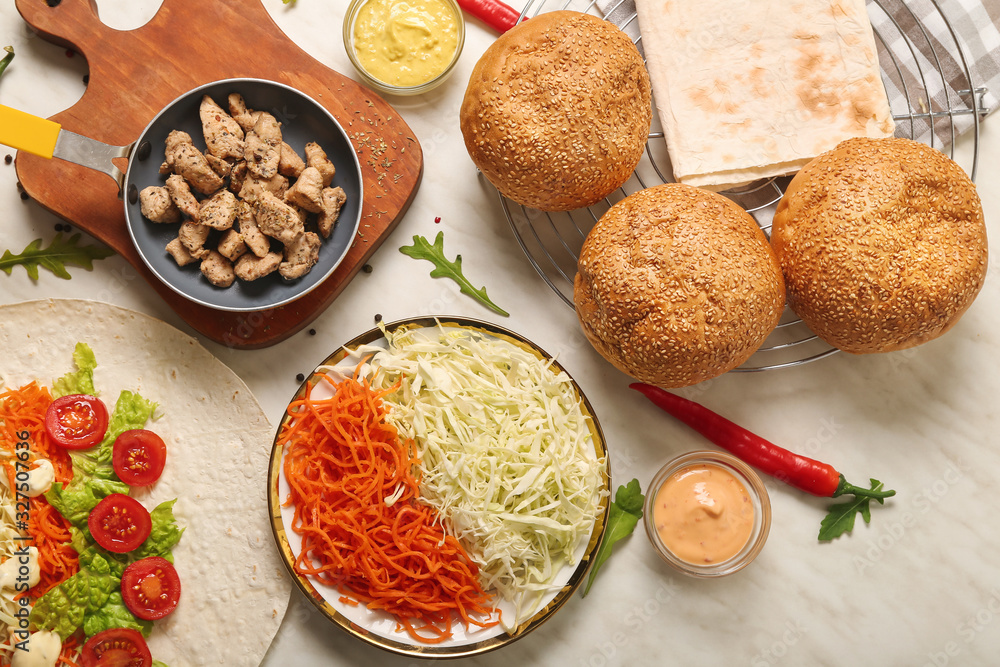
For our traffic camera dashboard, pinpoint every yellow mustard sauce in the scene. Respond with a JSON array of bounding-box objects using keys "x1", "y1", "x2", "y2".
[
  {"x1": 652, "y1": 463, "x2": 755, "y2": 565},
  {"x1": 352, "y1": 0, "x2": 459, "y2": 87}
]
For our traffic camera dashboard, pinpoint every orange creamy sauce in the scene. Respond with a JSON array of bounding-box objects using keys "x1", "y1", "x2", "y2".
[{"x1": 652, "y1": 463, "x2": 754, "y2": 564}]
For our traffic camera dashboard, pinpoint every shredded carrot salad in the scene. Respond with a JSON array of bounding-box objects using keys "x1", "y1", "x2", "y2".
[
  {"x1": 0, "y1": 382, "x2": 73, "y2": 481},
  {"x1": 0, "y1": 383, "x2": 82, "y2": 663},
  {"x1": 0, "y1": 383, "x2": 80, "y2": 596},
  {"x1": 279, "y1": 373, "x2": 498, "y2": 643},
  {"x1": 56, "y1": 633, "x2": 81, "y2": 667}
]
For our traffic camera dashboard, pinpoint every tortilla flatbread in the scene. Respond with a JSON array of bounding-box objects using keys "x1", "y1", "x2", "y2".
[
  {"x1": 0, "y1": 299, "x2": 290, "y2": 666},
  {"x1": 635, "y1": 0, "x2": 895, "y2": 190}
]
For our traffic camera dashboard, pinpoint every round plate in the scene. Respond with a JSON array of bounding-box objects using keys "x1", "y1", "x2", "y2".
[
  {"x1": 124, "y1": 78, "x2": 363, "y2": 313},
  {"x1": 267, "y1": 316, "x2": 611, "y2": 658}
]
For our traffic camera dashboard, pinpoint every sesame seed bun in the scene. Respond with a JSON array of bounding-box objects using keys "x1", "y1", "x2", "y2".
[
  {"x1": 574, "y1": 184, "x2": 786, "y2": 387},
  {"x1": 771, "y1": 137, "x2": 988, "y2": 354},
  {"x1": 459, "y1": 11, "x2": 651, "y2": 212}
]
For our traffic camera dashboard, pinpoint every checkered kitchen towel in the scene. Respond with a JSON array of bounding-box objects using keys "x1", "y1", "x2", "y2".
[{"x1": 597, "y1": 0, "x2": 1000, "y2": 148}]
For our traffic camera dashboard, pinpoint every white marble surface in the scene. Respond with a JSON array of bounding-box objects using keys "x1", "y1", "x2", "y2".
[{"x1": 2, "y1": 1, "x2": 1000, "y2": 665}]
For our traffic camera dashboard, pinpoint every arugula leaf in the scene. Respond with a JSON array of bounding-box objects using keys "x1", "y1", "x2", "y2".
[
  {"x1": 582, "y1": 478, "x2": 644, "y2": 596},
  {"x1": 51, "y1": 342, "x2": 98, "y2": 398},
  {"x1": 399, "y1": 232, "x2": 509, "y2": 316},
  {"x1": 0, "y1": 46, "x2": 13, "y2": 78},
  {"x1": 0, "y1": 232, "x2": 114, "y2": 280},
  {"x1": 818, "y1": 478, "x2": 888, "y2": 541}
]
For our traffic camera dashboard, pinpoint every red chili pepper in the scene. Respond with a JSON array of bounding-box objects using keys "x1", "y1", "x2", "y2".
[
  {"x1": 456, "y1": 0, "x2": 523, "y2": 33},
  {"x1": 629, "y1": 383, "x2": 895, "y2": 501}
]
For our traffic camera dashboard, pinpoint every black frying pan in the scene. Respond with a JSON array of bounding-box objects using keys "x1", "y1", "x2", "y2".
[{"x1": 0, "y1": 78, "x2": 363, "y2": 313}]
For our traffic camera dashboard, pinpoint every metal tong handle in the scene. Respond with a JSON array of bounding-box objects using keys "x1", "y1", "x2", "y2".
[{"x1": 0, "y1": 103, "x2": 132, "y2": 193}]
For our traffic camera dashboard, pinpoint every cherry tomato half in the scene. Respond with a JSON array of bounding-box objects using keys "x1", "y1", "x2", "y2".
[
  {"x1": 88, "y1": 494, "x2": 151, "y2": 553},
  {"x1": 81, "y1": 627, "x2": 152, "y2": 667},
  {"x1": 44, "y1": 394, "x2": 109, "y2": 450},
  {"x1": 121, "y1": 556, "x2": 181, "y2": 621},
  {"x1": 112, "y1": 430, "x2": 167, "y2": 487}
]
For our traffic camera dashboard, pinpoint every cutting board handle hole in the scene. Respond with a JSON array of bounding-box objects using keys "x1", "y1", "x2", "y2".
[{"x1": 91, "y1": 0, "x2": 163, "y2": 31}]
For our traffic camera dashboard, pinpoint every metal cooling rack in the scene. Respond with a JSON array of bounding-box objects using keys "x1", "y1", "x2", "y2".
[{"x1": 496, "y1": 0, "x2": 990, "y2": 371}]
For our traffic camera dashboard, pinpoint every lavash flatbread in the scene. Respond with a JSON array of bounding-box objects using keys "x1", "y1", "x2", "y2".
[
  {"x1": 0, "y1": 299, "x2": 290, "y2": 666},
  {"x1": 635, "y1": 0, "x2": 895, "y2": 190}
]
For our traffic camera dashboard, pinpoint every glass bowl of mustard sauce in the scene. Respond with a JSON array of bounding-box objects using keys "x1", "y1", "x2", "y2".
[
  {"x1": 644, "y1": 450, "x2": 771, "y2": 578},
  {"x1": 343, "y1": 0, "x2": 465, "y2": 96}
]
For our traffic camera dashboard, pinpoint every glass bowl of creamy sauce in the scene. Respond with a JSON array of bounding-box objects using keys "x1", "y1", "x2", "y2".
[
  {"x1": 343, "y1": 0, "x2": 465, "y2": 95},
  {"x1": 644, "y1": 451, "x2": 770, "y2": 578}
]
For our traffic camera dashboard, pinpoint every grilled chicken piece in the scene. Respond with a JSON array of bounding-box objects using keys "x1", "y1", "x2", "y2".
[
  {"x1": 236, "y1": 200, "x2": 271, "y2": 258},
  {"x1": 279, "y1": 231, "x2": 321, "y2": 280},
  {"x1": 228, "y1": 161, "x2": 248, "y2": 194},
  {"x1": 204, "y1": 152, "x2": 233, "y2": 179},
  {"x1": 198, "y1": 190, "x2": 239, "y2": 231},
  {"x1": 139, "y1": 186, "x2": 181, "y2": 223},
  {"x1": 165, "y1": 237, "x2": 198, "y2": 266},
  {"x1": 234, "y1": 251, "x2": 282, "y2": 281},
  {"x1": 200, "y1": 251, "x2": 235, "y2": 287},
  {"x1": 238, "y1": 172, "x2": 288, "y2": 200},
  {"x1": 304, "y1": 142, "x2": 335, "y2": 186},
  {"x1": 165, "y1": 174, "x2": 200, "y2": 220},
  {"x1": 199, "y1": 95, "x2": 245, "y2": 160},
  {"x1": 284, "y1": 166, "x2": 324, "y2": 213},
  {"x1": 164, "y1": 130, "x2": 224, "y2": 195},
  {"x1": 317, "y1": 186, "x2": 347, "y2": 238},
  {"x1": 228, "y1": 93, "x2": 256, "y2": 133},
  {"x1": 217, "y1": 229, "x2": 248, "y2": 261},
  {"x1": 244, "y1": 112, "x2": 282, "y2": 179},
  {"x1": 278, "y1": 142, "x2": 306, "y2": 178},
  {"x1": 178, "y1": 221, "x2": 210, "y2": 259},
  {"x1": 253, "y1": 191, "x2": 304, "y2": 246}
]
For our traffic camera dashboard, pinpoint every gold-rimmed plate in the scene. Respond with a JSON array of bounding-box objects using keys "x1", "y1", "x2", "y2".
[{"x1": 266, "y1": 316, "x2": 611, "y2": 658}]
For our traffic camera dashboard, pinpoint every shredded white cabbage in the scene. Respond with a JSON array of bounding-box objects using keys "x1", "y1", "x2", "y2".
[{"x1": 363, "y1": 324, "x2": 608, "y2": 627}]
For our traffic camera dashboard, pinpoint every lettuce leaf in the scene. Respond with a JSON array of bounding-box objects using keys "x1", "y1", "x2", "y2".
[
  {"x1": 31, "y1": 554, "x2": 118, "y2": 640},
  {"x1": 93, "y1": 389, "x2": 158, "y2": 466},
  {"x1": 76, "y1": 536, "x2": 127, "y2": 580},
  {"x1": 51, "y1": 342, "x2": 98, "y2": 398},
  {"x1": 133, "y1": 499, "x2": 185, "y2": 561},
  {"x1": 46, "y1": 389, "x2": 156, "y2": 526},
  {"x1": 35, "y1": 345, "x2": 182, "y2": 645},
  {"x1": 82, "y1": 591, "x2": 153, "y2": 638},
  {"x1": 35, "y1": 504, "x2": 184, "y2": 640},
  {"x1": 45, "y1": 477, "x2": 128, "y2": 530}
]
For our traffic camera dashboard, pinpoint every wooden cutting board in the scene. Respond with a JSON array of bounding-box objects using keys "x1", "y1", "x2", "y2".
[{"x1": 13, "y1": 0, "x2": 423, "y2": 349}]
